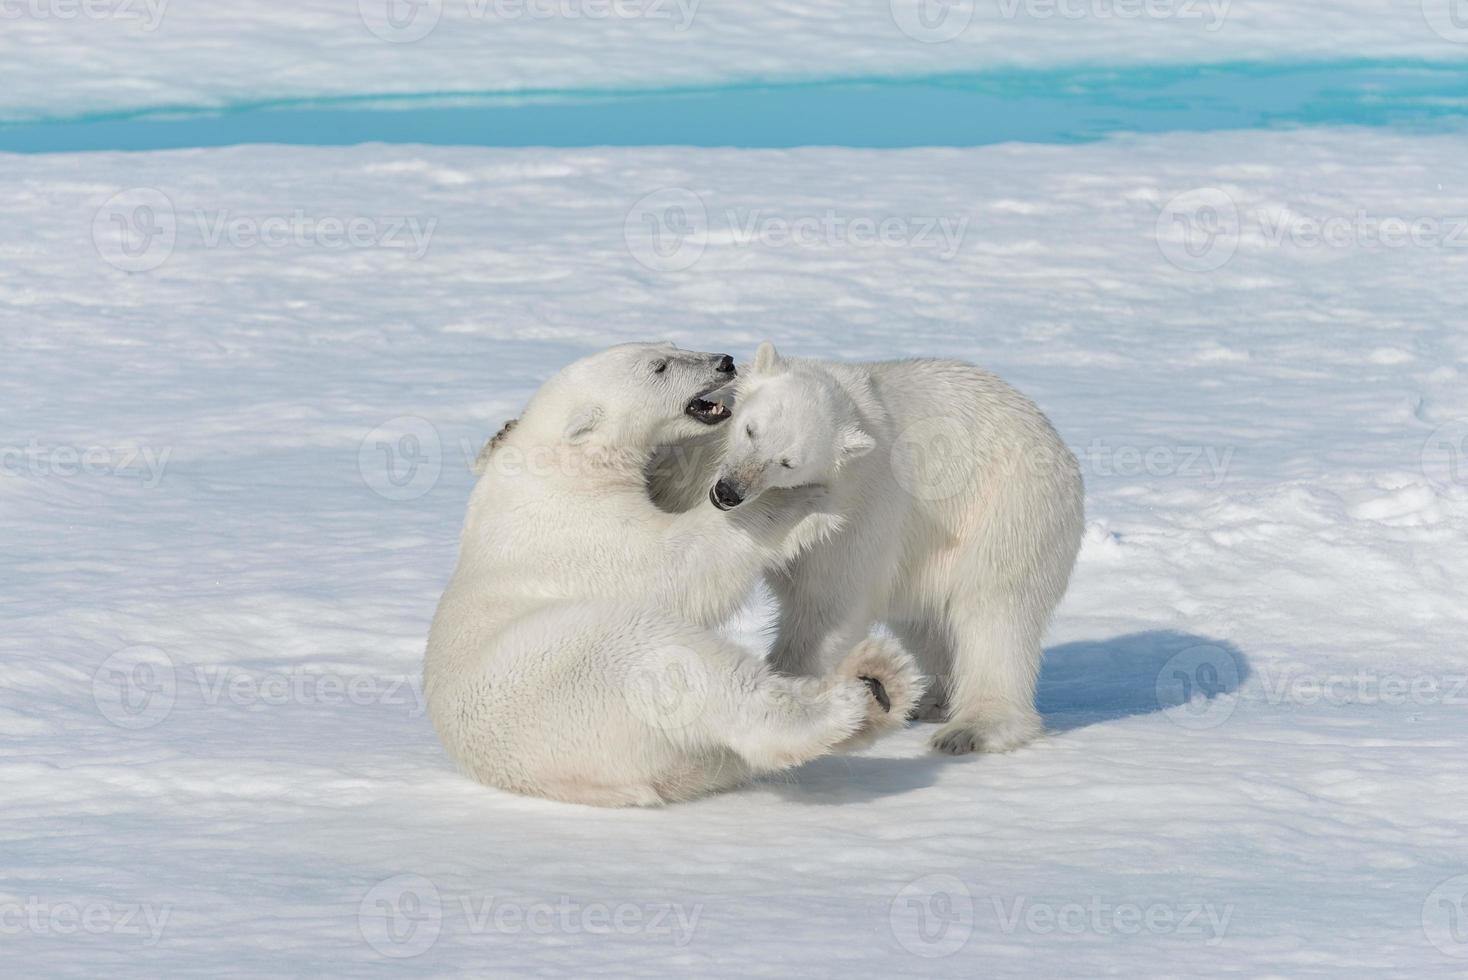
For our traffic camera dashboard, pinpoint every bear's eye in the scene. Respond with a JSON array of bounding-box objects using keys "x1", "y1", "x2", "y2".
[
  {"x1": 653, "y1": 361, "x2": 668, "y2": 374},
  {"x1": 745, "y1": 425, "x2": 756, "y2": 440},
  {"x1": 781, "y1": 459, "x2": 795, "y2": 470}
]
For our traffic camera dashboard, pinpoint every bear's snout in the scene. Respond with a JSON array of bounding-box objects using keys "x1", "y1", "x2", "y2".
[
  {"x1": 710, "y1": 479, "x2": 745, "y2": 511},
  {"x1": 715, "y1": 354, "x2": 736, "y2": 374}
]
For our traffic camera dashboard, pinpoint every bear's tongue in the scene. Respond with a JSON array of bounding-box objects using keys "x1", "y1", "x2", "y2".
[{"x1": 685, "y1": 396, "x2": 732, "y2": 425}]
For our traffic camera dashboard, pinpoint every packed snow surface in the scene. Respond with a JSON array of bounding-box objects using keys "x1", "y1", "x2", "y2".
[
  {"x1": 5, "y1": 129, "x2": 1468, "y2": 975},
  {"x1": 2, "y1": 0, "x2": 1467, "y2": 121}
]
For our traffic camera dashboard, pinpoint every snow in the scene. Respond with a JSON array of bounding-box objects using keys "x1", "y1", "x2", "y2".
[
  {"x1": 1, "y1": 0, "x2": 1467, "y2": 121},
  {"x1": 5, "y1": 127, "x2": 1468, "y2": 975}
]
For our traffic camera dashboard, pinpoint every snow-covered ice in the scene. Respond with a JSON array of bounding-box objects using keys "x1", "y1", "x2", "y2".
[
  {"x1": 1, "y1": 0, "x2": 1467, "y2": 121},
  {"x1": 4, "y1": 127, "x2": 1468, "y2": 975}
]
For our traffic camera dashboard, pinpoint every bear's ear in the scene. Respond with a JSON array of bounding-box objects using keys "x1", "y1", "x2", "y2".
[
  {"x1": 839, "y1": 425, "x2": 876, "y2": 461},
  {"x1": 563, "y1": 405, "x2": 604, "y2": 444},
  {"x1": 752, "y1": 341, "x2": 786, "y2": 375}
]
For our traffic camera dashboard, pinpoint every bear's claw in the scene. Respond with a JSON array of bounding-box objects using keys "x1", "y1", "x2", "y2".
[{"x1": 858, "y1": 675, "x2": 891, "y2": 713}]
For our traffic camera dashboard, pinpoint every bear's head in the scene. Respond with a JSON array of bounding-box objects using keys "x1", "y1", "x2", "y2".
[
  {"x1": 523, "y1": 342, "x2": 736, "y2": 455},
  {"x1": 710, "y1": 342, "x2": 874, "y2": 510}
]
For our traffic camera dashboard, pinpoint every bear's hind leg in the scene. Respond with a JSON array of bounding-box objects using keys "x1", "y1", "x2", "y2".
[
  {"x1": 892, "y1": 618, "x2": 953, "y2": 722},
  {"x1": 651, "y1": 751, "x2": 752, "y2": 803},
  {"x1": 930, "y1": 602, "x2": 1045, "y2": 755},
  {"x1": 537, "y1": 779, "x2": 667, "y2": 808}
]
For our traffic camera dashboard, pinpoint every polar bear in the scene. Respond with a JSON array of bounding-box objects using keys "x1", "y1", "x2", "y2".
[
  {"x1": 424, "y1": 343, "x2": 922, "y2": 807},
  {"x1": 709, "y1": 343, "x2": 1084, "y2": 755}
]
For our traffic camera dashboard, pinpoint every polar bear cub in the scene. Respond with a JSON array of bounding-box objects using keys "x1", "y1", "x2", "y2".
[
  {"x1": 424, "y1": 343, "x2": 921, "y2": 807},
  {"x1": 710, "y1": 343, "x2": 1084, "y2": 755}
]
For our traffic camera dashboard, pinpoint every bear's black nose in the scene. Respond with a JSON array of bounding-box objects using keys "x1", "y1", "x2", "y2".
[
  {"x1": 710, "y1": 479, "x2": 744, "y2": 510},
  {"x1": 715, "y1": 355, "x2": 736, "y2": 374}
]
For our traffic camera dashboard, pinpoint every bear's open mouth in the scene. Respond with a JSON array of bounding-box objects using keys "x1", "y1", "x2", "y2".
[{"x1": 685, "y1": 392, "x2": 732, "y2": 426}]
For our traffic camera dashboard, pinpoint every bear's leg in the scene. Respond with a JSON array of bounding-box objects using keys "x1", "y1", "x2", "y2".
[
  {"x1": 717, "y1": 672, "x2": 867, "y2": 772},
  {"x1": 891, "y1": 618, "x2": 953, "y2": 722},
  {"x1": 768, "y1": 605, "x2": 836, "y2": 677},
  {"x1": 930, "y1": 602, "x2": 1045, "y2": 755},
  {"x1": 713, "y1": 639, "x2": 915, "y2": 772},
  {"x1": 651, "y1": 750, "x2": 753, "y2": 803},
  {"x1": 536, "y1": 754, "x2": 756, "y2": 808},
  {"x1": 768, "y1": 592, "x2": 874, "y2": 679},
  {"x1": 537, "y1": 779, "x2": 667, "y2": 808}
]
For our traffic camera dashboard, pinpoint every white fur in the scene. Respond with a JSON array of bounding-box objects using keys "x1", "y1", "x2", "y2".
[
  {"x1": 715, "y1": 342, "x2": 1084, "y2": 755},
  {"x1": 424, "y1": 343, "x2": 922, "y2": 807}
]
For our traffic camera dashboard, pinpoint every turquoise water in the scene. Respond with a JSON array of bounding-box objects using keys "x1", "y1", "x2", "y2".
[{"x1": 2, "y1": 60, "x2": 1466, "y2": 153}]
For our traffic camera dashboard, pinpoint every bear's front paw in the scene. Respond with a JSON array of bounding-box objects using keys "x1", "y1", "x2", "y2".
[
  {"x1": 829, "y1": 638, "x2": 924, "y2": 753},
  {"x1": 790, "y1": 511, "x2": 845, "y2": 546},
  {"x1": 930, "y1": 711, "x2": 1043, "y2": 756},
  {"x1": 760, "y1": 484, "x2": 836, "y2": 525}
]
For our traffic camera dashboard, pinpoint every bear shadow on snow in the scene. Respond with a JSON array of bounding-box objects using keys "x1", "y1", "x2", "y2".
[
  {"x1": 766, "y1": 630, "x2": 1250, "y2": 805},
  {"x1": 1036, "y1": 629, "x2": 1250, "y2": 734}
]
